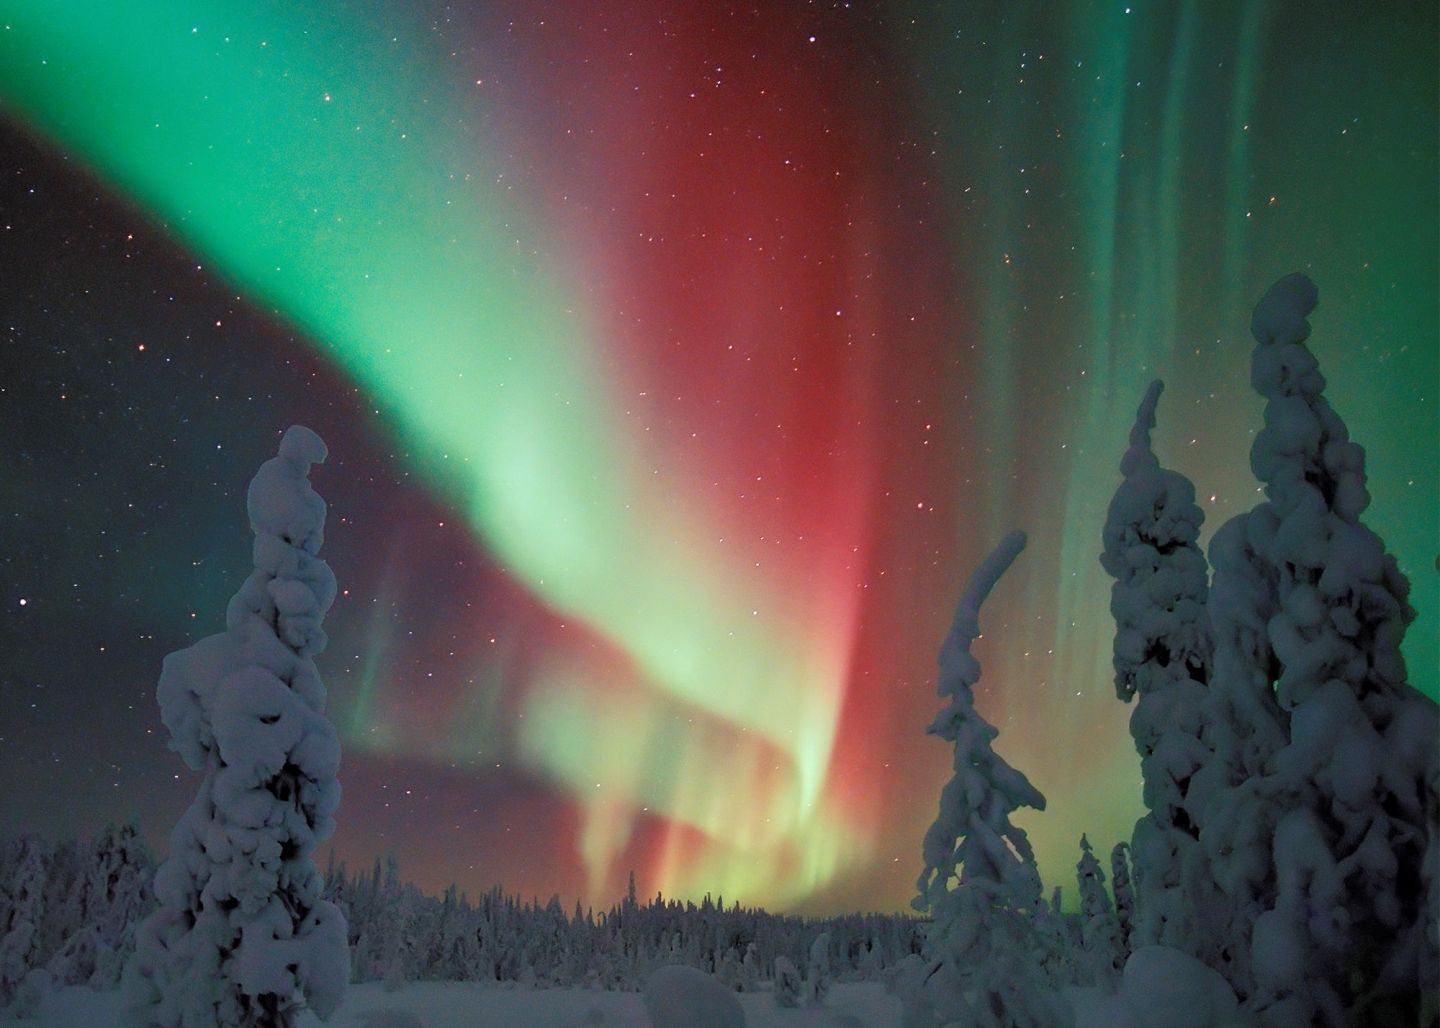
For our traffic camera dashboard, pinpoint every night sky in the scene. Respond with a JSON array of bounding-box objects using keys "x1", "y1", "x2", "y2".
[{"x1": 0, "y1": 2, "x2": 1434, "y2": 917}]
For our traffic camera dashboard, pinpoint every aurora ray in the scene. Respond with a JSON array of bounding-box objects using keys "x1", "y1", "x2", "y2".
[{"x1": 1, "y1": 0, "x2": 1432, "y2": 914}]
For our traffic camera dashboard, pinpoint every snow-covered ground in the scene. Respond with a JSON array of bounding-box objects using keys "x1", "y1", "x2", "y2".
[{"x1": 0, "y1": 980, "x2": 901, "y2": 1028}]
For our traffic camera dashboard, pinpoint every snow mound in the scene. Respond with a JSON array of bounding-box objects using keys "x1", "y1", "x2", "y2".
[
  {"x1": 642, "y1": 964, "x2": 745, "y2": 1028},
  {"x1": 1070, "y1": 945, "x2": 1242, "y2": 1028}
]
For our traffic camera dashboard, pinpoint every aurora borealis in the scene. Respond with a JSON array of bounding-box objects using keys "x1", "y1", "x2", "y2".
[{"x1": 0, "y1": 2, "x2": 1434, "y2": 916}]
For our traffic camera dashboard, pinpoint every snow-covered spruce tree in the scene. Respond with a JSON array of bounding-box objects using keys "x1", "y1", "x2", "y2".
[
  {"x1": 1200, "y1": 274, "x2": 1438, "y2": 1024},
  {"x1": 125, "y1": 426, "x2": 348, "y2": 1027},
  {"x1": 740, "y1": 941, "x2": 759, "y2": 993},
  {"x1": 46, "y1": 834, "x2": 109, "y2": 987},
  {"x1": 0, "y1": 838, "x2": 22, "y2": 931},
  {"x1": 0, "y1": 837, "x2": 47, "y2": 1007},
  {"x1": 1099, "y1": 380, "x2": 1226, "y2": 959},
  {"x1": 41, "y1": 839, "x2": 87, "y2": 960},
  {"x1": 1108, "y1": 842, "x2": 1134, "y2": 958},
  {"x1": 1191, "y1": 412, "x2": 1291, "y2": 1001},
  {"x1": 89, "y1": 825, "x2": 155, "y2": 989},
  {"x1": 805, "y1": 930, "x2": 831, "y2": 1005},
  {"x1": 47, "y1": 924, "x2": 103, "y2": 988},
  {"x1": 912, "y1": 531, "x2": 1069, "y2": 1025},
  {"x1": 91, "y1": 823, "x2": 154, "y2": 952},
  {"x1": 772, "y1": 955, "x2": 803, "y2": 1009},
  {"x1": 1074, "y1": 835, "x2": 1122, "y2": 982}
]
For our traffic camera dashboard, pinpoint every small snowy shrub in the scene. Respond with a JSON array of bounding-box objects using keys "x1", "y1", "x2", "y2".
[
  {"x1": 45, "y1": 924, "x2": 101, "y2": 987},
  {"x1": 773, "y1": 955, "x2": 803, "y2": 1008},
  {"x1": 1109, "y1": 843, "x2": 1135, "y2": 956},
  {"x1": 9, "y1": 968, "x2": 51, "y2": 1020},
  {"x1": 806, "y1": 930, "x2": 831, "y2": 1004}
]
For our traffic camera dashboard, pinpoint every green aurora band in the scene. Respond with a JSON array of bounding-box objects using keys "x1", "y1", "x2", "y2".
[
  {"x1": 0, "y1": 0, "x2": 865, "y2": 906},
  {"x1": 2, "y1": 1, "x2": 1433, "y2": 911}
]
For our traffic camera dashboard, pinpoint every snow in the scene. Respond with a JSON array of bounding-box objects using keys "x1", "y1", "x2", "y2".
[
  {"x1": 641, "y1": 965, "x2": 743, "y2": 1027},
  {"x1": 936, "y1": 529, "x2": 1027, "y2": 696},
  {"x1": 1069, "y1": 945, "x2": 1241, "y2": 1028},
  {"x1": 0, "y1": 980, "x2": 902, "y2": 1027},
  {"x1": 248, "y1": 424, "x2": 330, "y2": 557},
  {"x1": 1248, "y1": 270, "x2": 1318, "y2": 348}
]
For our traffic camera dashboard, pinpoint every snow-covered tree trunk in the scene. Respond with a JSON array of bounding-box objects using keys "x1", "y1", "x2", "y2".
[
  {"x1": 1200, "y1": 274, "x2": 1437, "y2": 1024},
  {"x1": 125, "y1": 426, "x2": 348, "y2": 1027}
]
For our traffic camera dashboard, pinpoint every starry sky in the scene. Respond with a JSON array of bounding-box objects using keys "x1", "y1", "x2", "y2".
[{"x1": 0, "y1": 1, "x2": 1434, "y2": 916}]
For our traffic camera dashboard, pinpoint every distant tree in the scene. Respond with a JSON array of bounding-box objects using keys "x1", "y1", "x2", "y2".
[
  {"x1": 46, "y1": 925, "x2": 103, "y2": 987},
  {"x1": 40, "y1": 839, "x2": 86, "y2": 959},
  {"x1": 348, "y1": 857, "x2": 385, "y2": 982},
  {"x1": 0, "y1": 838, "x2": 48, "y2": 1007},
  {"x1": 375, "y1": 860, "x2": 417, "y2": 991},
  {"x1": 89, "y1": 826, "x2": 155, "y2": 990},
  {"x1": 1108, "y1": 842, "x2": 1135, "y2": 958},
  {"x1": 125, "y1": 426, "x2": 348, "y2": 1027},
  {"x1": 805, "y1": 930, "x2": 830, "y2": 1005},
  {"x1": 90, "y1": 824, "x2": 152, "y2": 952},
  {"x1": 740, "y1": 941, "x2": 759, "y2": 992},
  {"x1": 0, "y1": 838, "x2": 23, "y2": 933},
  {"x1": 1074, "y1": 835, "x2": 1121, "y2": 982},
  {"x1": 772, "y1": 954, "x2": 803, "y2": 1008},
  {"x1": 436, "y1": 887, "x2": 482, "y2": 983}
]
